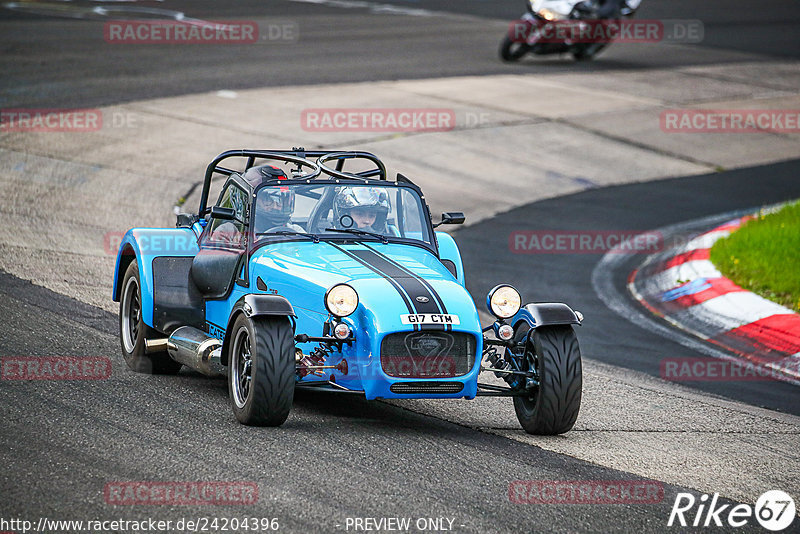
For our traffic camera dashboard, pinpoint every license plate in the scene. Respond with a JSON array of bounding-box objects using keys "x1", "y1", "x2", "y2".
[{"x1": 400, "y1": 314, "x2": 460, "y2": 325}]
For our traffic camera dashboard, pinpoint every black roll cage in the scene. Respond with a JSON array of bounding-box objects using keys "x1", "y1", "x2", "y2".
[
  {"x1": 198, "y1": 148, "x2": 438, "y2": 256},
  {"x1": 199, "y1": 149, "x2": 389, "y2": 217}
]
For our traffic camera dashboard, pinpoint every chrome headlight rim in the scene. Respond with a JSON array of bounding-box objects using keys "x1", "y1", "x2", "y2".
[
  {"x1": 325, "y1": 283, "x2": 359, "y2": 318},
  {"x1": 486, "y1": 284, "x2": 522, "y2": 319}
]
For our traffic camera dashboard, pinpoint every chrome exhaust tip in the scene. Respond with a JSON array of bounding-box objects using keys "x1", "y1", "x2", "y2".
[{"x1": 144, "y1": 338, "x2": 168, "y2": 353}]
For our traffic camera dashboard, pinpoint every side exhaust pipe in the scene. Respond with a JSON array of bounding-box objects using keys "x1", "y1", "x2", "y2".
[
  {"x1": 145, "y1": 338, "x2": 168, "y2": 353},
  {"x1": 166, "y1": 326, "x2": 225, "y2": 377}
]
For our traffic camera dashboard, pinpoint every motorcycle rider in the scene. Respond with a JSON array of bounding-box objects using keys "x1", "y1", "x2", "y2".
[
  {"x1": 332, "y1": 187, "x2": 390, "y2": 233},
  {"x1": 572, "y1": 0, "x2": 631, "y2": 59}
]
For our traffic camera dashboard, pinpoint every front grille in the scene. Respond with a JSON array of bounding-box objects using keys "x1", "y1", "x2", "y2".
[
  {"x1": 390, "y1": 382, "x2": 464, "y2": 394},
  {"x1": 380, "y1": 331, "x2": 476, "y2": 378}
]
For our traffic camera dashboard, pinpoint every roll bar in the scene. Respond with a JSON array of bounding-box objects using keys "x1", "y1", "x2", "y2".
[{"x1": 199, "y1": 148, "x2": 388, "y2": 215}]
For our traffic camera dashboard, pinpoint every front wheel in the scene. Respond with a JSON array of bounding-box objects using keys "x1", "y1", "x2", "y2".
[
  {"x1": 500, "y1": 35, "x2": 529, "y2": 62},
  {"x1": 228, "y1": 314, "x2": 295, "y2": 426},
  {"x1": 513, "y1": 325, "x2": 582, "y2": 435}
]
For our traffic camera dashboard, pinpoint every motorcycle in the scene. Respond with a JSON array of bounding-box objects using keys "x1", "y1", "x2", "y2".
[{"x1": 499, "y1": 0, "x2": 642, "y2": 62}]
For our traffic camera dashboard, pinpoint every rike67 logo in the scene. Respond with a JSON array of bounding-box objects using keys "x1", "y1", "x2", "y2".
[{"x1": 668, "y1": 490, "x2": 796, "y2": 531}]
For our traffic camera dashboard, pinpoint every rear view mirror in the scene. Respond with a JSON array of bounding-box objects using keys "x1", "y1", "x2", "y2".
[
  {"x1": 434, "y1": 212, "x2": 465, "y2": 227},
  {"x1": 210, "y1": 206, "x2": 236, "y2": 221}
]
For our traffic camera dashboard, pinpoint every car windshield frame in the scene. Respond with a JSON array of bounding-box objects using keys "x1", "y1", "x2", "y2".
[{"x1": 249, "y1": 180, "x2": 438, "y2": 256}]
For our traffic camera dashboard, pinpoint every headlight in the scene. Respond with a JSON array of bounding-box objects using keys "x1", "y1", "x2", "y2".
[
  {"x1": 487, "y1": 285, "x2": 522, "y2": 319},
  {"x1": 538, "y1": 7, "x2": 564, "y2": 20},
  {"x1": 325, "y1": 284, "x2": 359, "y2": 317}
]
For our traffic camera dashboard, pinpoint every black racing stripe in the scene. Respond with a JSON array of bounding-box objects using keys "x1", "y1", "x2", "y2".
[
  {"x1": 362, "y1": 244, "x2": 449, "y2": 317},
  {"x1": 359, "y1": 245, "x2": 452, "y2": 332},
  {"x1": 350, "y1": 248, "x2": 448, "y2": 331},
  {"x1": 349, "y1": 250, "x2": 438, "y2": 313},
  {"x1": 327, "y1": 243, "x2": 419, "y2": 331}
]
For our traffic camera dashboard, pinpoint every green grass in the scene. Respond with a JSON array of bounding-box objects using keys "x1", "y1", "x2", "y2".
[{"x1": 709, "y1": 200, "x2": 800, "y2": 313}]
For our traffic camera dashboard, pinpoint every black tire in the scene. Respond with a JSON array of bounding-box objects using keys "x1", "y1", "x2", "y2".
[
  {"x1": 119, "y1": 261, "x2": 182, "y2": 374},
  {"x1": 513, "y1": 325, "x2": 582, "y2": 435},
  {"x1": 500, "y1": 35, "x2": 529, "y2": 62},
  {"x1": 228, "y1": 314, "x2": 294, "y2": 426},
  {"x1": 572, "y1": 43, "x2": 606, "y2": 61}
]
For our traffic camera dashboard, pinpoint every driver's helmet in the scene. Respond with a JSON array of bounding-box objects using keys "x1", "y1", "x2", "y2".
[
  {"x1": 251, "y1": 165, "x2": 295, "y2": 229},
  {"x1": 333, "y1": 186, "x2": 390, "y2": 232}
]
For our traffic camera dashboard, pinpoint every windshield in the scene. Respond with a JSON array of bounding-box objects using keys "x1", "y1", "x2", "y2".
[{"x1": 253, "y1": 183, "x2": 432, "y2": 247}]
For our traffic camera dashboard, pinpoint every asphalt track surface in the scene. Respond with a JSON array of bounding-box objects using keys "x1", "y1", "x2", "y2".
[
  {"x1": 457, "y1": 159, "x2": 800, "y2": 416},
  {"x1": 0, "y1": 170, "x2": 796, "y2": 533},
  {"x1": 1, "y1": 1, "x2": 799, "y2": 533},
  {"x1": 0, "y1": 270, "x2": 750, "y2": 533},
  {"x1": 1, "y1": 0, "x2": 799, "y2": 108}
]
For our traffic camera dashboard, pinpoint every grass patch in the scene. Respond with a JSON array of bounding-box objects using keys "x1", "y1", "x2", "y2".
[{"x1": 709, "y1": 200, "x2": 800, "y2": 312}]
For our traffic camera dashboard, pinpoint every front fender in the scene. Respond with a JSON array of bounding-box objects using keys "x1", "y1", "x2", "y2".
[
  {"x1": 111, "y1": 228, "x2": 200, "y2": 328},
  {"x1": 112, "y1": 231, "x2": 138, "y2": 303},
  {"x1": 236, "y1": 294, "x2": 296, "y2": 318},
  {"x1": 436, "y1": 231, "x2": 465, "y2": 285},
  {"x1": 512, "y1": 303, "x2": 582, "y2": 330}
]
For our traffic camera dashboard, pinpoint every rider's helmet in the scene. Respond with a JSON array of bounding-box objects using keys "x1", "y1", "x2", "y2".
[
  {"x1": 332, "y1": 187, "x2": 390, "y2": 232},
  {"x1": 248, "y1": 165, "x2": 295, "y2": 229}
]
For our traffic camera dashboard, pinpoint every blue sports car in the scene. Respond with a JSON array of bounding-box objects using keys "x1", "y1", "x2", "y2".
[{"x1": 112, "y1": 149, "x2": 584, "y2": 434}]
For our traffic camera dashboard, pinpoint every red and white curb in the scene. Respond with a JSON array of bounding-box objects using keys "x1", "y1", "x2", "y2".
[{"x1": 628, "y1": 214, "x2": 800, "y2": 381}]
